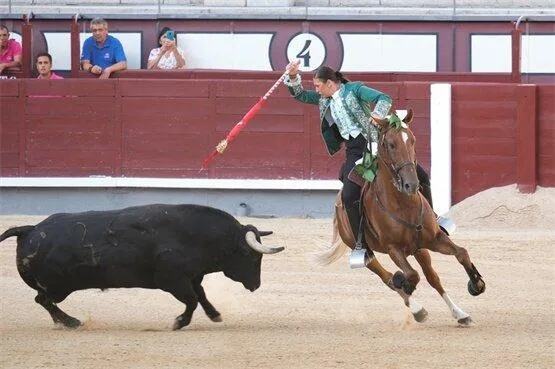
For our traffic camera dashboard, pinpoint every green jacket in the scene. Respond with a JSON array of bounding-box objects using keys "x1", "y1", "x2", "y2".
[{"x1": 286, "y1": 77, "x2": 392, "y2": 156}]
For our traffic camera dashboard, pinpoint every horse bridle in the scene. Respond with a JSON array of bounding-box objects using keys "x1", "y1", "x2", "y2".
[{"x1": 378, "y1": 127, "x2": 418, "y2": 192}]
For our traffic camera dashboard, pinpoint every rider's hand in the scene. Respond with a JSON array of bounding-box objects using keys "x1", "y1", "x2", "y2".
[{"x1": 286, "y1": 60, "x2": 301, "y2": 77}]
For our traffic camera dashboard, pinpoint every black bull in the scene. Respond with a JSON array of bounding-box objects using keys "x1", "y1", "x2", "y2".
[{"x1": 0, "y1": 204, "x2": 284, "y2": 330}]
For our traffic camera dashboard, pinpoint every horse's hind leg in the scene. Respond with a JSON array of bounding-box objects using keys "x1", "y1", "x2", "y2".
[
  {"x1": 429, "y1": 233, "x2": 486, "y2": 296},
  {"x1": 414, "y1": 249, "x2": 472, "y2": 325}
]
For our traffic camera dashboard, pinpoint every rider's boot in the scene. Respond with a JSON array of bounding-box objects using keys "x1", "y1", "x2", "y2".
[
  {"x1": 345, "y1": 203, "x2": 375, "y2": 262},
  {"x1": 419, "y1": 182, "x2": 456, "y2": 235}
]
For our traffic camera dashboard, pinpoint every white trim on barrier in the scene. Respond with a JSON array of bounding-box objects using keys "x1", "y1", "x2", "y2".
[
  {"x1": 430, "y1": 83, "x2": 452, "y2": 215},
  {"x1": 0, "y1": 177, "x2": 343, "y2": 191}
]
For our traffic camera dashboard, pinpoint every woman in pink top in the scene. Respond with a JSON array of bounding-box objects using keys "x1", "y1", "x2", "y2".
[
  {"x1": 36, "y1": 52, "x2": 63, "y2": 79},
  {"x1": 0, "y1": 25, "x2": 22, "y2": 74}
]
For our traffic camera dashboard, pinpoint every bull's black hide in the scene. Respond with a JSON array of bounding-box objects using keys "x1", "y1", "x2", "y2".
[{"x1": 0, "y1": 204, "x2": 283, "y2": 330}]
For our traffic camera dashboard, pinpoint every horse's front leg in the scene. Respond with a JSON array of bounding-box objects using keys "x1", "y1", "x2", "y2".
[
  {"x1": 429, "y1": 233, "x2": 486, "y2": 296},
  {"x1": 388, "y1": 245, "x2": 420, "y2": 294},
  {"x1": 414, "y1": 249, "x2": 472, "y2": 325},
  {"x1": 387, "y1": 245, "x2": 429, "y2": 323}
]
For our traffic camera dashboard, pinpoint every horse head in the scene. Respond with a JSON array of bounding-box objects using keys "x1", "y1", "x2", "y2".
[{"x1": 373, "y1": 109, "x2": 419, "y2": 195}]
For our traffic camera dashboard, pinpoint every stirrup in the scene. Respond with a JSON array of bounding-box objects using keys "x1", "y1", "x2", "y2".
[
  {"x1": 349, "y1": 242, "x2": 373, "y2": 269},
  {"x1": 437, "y1": 215, "x2": 456, "y2": 235}
]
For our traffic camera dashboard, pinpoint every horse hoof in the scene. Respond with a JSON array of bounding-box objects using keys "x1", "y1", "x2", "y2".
[
  {"x1": 210, "y1": 314, "x2": 223, "y2": 323},
  {"x1": 458, "y1": 316, "x2": 473, "y2": 326},
  {"x1": 468, "y1": 279, "x2": 486, "y2": 296},
  {"x1": 392, "y1": 271, "x2": 406, "y2": 290},
  {"x1": 412, "y1": 308, "x2": 428, "y2": 323}
]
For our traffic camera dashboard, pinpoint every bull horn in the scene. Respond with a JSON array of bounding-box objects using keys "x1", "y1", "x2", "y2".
[
  {"x1": 259, "y1": 231, "x2": 273, "y2": 237},
  {"x1": 245, "y1": 231, "x2": 284, "y2": 254}
]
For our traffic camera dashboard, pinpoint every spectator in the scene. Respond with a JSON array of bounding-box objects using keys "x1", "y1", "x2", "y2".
[
  {"x1": 36, "y1": 52, "x2": 63, "y2": 79},
  {"x1": 0, "y1": 25, "x2": 22, "y2": 74},
  {"x1": 147, "y1": 27, "x2": 186, "y2": 70},
  {"x1": 81, "y1": 18, "x2": 127, "y2": 79}
]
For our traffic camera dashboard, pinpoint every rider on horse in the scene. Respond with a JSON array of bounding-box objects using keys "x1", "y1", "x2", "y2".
[{"x1": 284, "y1": 60, "x2": 452, "y2": 261}]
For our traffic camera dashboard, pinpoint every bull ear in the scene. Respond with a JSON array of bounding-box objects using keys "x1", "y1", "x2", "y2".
[{"x1": 403, "y1": 109, "x2": 414, "y2": 124}]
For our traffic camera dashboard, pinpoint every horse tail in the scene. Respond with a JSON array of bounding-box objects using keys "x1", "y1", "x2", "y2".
[
  {"x1": 0, "y1": 225, "x2": 35, "y2": 243},
  {"x1": 315, "y1": 213, "x2": 349, "y2": 265}
]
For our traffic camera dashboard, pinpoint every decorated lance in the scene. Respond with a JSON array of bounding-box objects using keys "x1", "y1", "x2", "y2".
[{"x1": 201, "y1": 69, "x2": 290, "y2": 169}]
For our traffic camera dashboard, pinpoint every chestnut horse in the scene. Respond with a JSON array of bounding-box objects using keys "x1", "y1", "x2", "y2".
[{"x1": 319, "y1": 109, "x2": 485, "y2": 325}]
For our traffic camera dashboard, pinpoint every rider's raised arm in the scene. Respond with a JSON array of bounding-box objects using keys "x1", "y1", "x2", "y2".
[{"x1": 283, "y1": 73, "x2": 320, "y2": 105}]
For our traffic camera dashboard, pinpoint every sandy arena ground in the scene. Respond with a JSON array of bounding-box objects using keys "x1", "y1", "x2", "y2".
[{"x1": 0, "y1": 185, "x2": 554, "y2": 369}]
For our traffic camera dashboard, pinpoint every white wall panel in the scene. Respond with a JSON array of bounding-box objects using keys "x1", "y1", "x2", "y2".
[
  {"x1": 522, "y1": 35, "x2": 555, "y2": 73},
  {"x1": 471, "y1": 35, "x2": 511, "y2": 73},
  {"x1": 340, "y1": 34, "x2": 437, "y2": 72},
  {"x1": 178, "y1": 33, "x2": 273, "y2": 70}
]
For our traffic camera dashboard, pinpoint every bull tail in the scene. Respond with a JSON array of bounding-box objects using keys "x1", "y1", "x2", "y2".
[
  {"x1": 314, "y1": 214, "x2": 349, "y2": 266},
  {"x1": 0, "y1": 225, "x2": 35, "y2": 243}
]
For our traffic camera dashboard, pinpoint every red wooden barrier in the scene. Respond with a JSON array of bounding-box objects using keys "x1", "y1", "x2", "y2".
[
  {"x1": 537, "y1": 85, "x2": 555, "y2": 187},
  {"x1": 1, "y1": 78, "x2": 553, "y2": 205}
]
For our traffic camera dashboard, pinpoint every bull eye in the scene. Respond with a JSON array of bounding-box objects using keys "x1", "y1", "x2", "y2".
[{"x1": 388, "y1": 142, "x2": 395, "y2": 150}]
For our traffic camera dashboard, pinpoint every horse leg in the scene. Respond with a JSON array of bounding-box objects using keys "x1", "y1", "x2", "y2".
[
  {"x1": 429, "y1": 233, "x2": 486, "y2": 296},
  {"x1": 384, "y1": 246, "x2": 432, "y2": 323},
  {"x1": 414, "y1": 249, "x2": 472, "y2": 325},
  {"x1": 388, "y1": 246, "x2": 420, "y2": 295},
  {"x1": 365, "y1": 255, "x2": 428, "y2": 322}
]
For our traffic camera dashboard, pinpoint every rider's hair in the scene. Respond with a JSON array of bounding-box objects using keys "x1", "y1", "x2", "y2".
[{"x1": 313, "y1": 65, "x2": 349, "y2": 84}]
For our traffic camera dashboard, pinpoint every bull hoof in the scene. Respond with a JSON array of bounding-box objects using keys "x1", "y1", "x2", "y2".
[
  {"x1": 172, "y1": 316, "x2": 190, "y2": 331},
  {"x1": 172, "y1": 319, "x2": 185, "y2": 331},
  {"x1": 210, "y1": 314, "x2": 222, "y2": 323},
  {"x1": 468, "y1": 279, "x2": 486, "y2": 296},
  {"x1": 458, "y1": 316, "x2": 473, "y2": 326},
  {"x1": 412, "y1": 308, "x2": 429, "y2": 323},
  {"x1": 58, "y1": 317, "x2": 82, "y2": 329}
]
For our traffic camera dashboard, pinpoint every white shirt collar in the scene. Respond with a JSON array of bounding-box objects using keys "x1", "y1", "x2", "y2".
[{"x1": 331, "y1": 84, "x2": 343, "y2": 100}]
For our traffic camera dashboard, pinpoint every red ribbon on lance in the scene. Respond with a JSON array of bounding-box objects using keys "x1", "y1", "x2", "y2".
[{"x1": 201, "y1": 70, "x2": 289, "y2": 170}]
